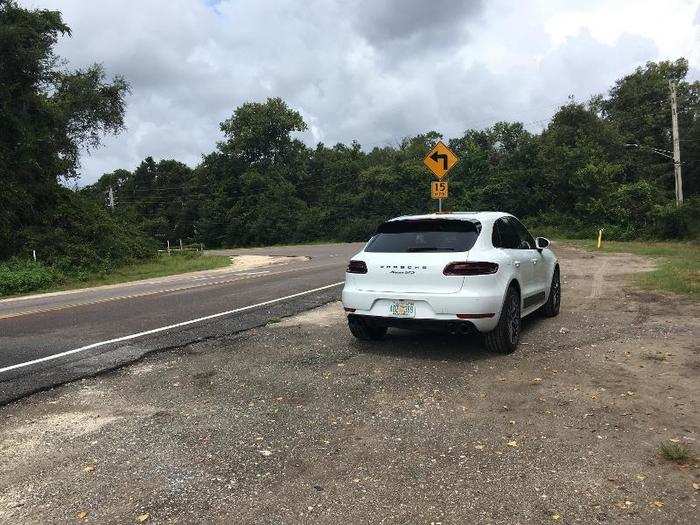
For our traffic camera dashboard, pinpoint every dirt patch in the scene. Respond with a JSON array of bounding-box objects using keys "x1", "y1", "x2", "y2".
[
  {"x1": 229, "y1": 254, "x2": 308, "y2": 271},
  {"x1": 0, "y1": 410, "x2": 120, "y2": 460},
  {"x1": 0, "y1": 244, "x2": 697, "y2": 523},
  {"x1": 0, "y1": 487, "x2": 30, "y2": 521},
  {"x1": 277, "y1": 302, "x2": 345, "y2": 327},
  {"x1": 126, "y1": 361, "x2": 170, "y2": 376}
]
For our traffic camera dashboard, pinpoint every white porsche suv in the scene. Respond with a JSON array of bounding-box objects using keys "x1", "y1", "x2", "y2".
[{"x1": 341, "y1": 212, "x2": 560, "y2": 354}]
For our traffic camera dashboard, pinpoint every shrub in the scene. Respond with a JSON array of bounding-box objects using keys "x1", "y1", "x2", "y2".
[
  {"x1": 0, "y1": 260, "x2": 66, "y2": 296},
  {"x1": 648, "y1": 198, "x2": 700, "y2": 239},
  {"x1": 658, "y1": 441, "x2": 691, "y2": 463},
  {"x1": 529, "y1": 195, "x2": 700, "y2": 242},
  {"x1": 14, "y1": 188, "x2": 157, "y2": 274}
]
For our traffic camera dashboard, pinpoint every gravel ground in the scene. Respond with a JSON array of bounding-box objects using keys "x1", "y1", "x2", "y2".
[{"x1": 0, "y1": 244, "x2": 698, "y2": 524}]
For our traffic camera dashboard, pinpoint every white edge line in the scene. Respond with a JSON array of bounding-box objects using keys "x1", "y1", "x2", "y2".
[
  {"x1": 0, "y1": 282, "x2": 344, "y2": 375},
  {"x1": 0, "y1": 270, "x2": 280, "y2": 321}
]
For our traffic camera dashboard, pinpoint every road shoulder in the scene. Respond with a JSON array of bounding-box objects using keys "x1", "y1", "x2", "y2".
[
  {"x1": 1, "y1": 246, "x2": 697, "y2": 523},
  {"x1": 0, "y1": 255, "x2": 304, "y2": 306}
]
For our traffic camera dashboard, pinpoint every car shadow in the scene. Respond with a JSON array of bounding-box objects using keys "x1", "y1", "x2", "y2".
[
  {"x1": 351, "y1": 313, "x2": 545, "y2": 363},
  {"x1": 352, "y1": 327, "x2": 491, "y2": 363},
  {"x1": 521, "y1": 311, "x2": 548, "y2": 331}
]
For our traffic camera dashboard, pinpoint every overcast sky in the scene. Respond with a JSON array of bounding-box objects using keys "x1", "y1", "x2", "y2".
[{"x1": 21, "y1": 0, "x2": 700, "y2": 184}]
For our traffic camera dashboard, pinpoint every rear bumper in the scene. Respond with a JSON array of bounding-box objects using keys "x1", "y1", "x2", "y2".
[
  {"x1": 342, "y1": 287, "x2": 502, "y2": 332},
  {"x1": 348, "y1": 314, "x2": 479, "y2": 335}
]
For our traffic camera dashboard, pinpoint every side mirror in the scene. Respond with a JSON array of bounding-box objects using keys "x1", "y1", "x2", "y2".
[{"x1": 535, "y1": 237, "x2": 550, "y2": 251}]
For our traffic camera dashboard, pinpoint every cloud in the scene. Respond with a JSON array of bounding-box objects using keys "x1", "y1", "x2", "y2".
[
  {"x1": 535, "y1": 31, "x2": 658, "y2": 102},
  {"x1": 18, "y1": 0, "x2": 700, "y2": 184},
  {"x1": 351, "y1": 0, "x2": 483, "y2": 60}
]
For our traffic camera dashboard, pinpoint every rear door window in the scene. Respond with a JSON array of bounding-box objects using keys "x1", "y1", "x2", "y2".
[
  {"x1": 365, "y1": 219, "x2": 481, "y2": 253},
  {"x1": 506, "y1": 217, "x2": 535, "y2": 250},
  {"x1": 492, "y1": 218, "x2": 520, "y2": 249}
]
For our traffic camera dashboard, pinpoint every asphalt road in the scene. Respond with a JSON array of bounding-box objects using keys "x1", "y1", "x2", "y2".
[{"x1": 0, "y1": 243, "x2": 363, "y2": 404}]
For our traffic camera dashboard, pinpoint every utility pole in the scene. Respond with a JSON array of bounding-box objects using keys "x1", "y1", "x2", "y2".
[
  {"x1": 669, "y1": 81, "x2": 683, "y2": 206},
  {"x1": 107, "y1": 185, "x2": 116, "y2": 210}
]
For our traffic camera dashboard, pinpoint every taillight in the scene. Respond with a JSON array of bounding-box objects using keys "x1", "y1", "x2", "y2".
[
  {"x1": 443, "y1": 261, "x2": 499, "y2": 276},
  {"x1": 347, "y1": 260, "x2": 368, "y2": 274}
]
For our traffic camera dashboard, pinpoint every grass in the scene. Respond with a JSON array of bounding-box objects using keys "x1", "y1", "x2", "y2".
[
  {"x1": 560, "y1": 238, "x2": 699, "y2": 298},
  {"x1": 79, "y1": 253, "x2": 231, "y2": 287},
  {"x1": 1, "y1": 252, "x2": 231, "y2": 298},
  {"x1": 658, "y1": 441, "x2": 692, "y2": 463},
  {"x1": 53, "y1": 252, "x2": 232, "y2": 291}
]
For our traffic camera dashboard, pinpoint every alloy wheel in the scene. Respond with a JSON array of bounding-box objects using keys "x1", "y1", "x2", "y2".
[
  {"x1": 507, "y1": 294, "x2": 520, "y2": 344},
  {"x1": 552, "y1": 273, "x2": 561, "y2": 310}
]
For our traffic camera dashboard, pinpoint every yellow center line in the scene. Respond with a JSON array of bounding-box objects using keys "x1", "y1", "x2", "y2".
[{"x1": 0, "y1": 262, "x2": 340, "y2": 321}]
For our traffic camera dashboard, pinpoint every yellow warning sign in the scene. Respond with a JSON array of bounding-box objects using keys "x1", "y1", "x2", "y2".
[{"x1": 423, "y1": 140, "x2": 459, "y2": 179}]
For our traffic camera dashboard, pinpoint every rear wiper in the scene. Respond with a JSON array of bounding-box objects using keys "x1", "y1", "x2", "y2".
[{"x1": 406, "y1": 246, "x2": 455, "y2": 252}]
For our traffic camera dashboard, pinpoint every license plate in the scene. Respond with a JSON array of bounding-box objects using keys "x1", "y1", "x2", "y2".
[{"x1": 389, "y1": 300, "x2": 415, "y2": 318}]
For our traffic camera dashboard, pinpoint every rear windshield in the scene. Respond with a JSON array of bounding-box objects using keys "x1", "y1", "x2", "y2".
[{"x1": 365, "y1": 219, "x2": 481, "y2": 253}]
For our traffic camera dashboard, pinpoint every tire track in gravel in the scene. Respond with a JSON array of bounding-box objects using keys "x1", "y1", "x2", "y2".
[{"x1": 587, "y1": 260, "x2": 608, "y2": 300}]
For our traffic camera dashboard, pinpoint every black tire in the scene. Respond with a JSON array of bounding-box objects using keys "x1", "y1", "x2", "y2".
[
  {"x1": 348, "y1": 316, "x2": 387, "y2": 341},
  {"x1": 541, "y1": 266, "x2": 561, "y2": 318},
  {"x1": 484, "y1": 285, "x2": 521, "y2": 354}
]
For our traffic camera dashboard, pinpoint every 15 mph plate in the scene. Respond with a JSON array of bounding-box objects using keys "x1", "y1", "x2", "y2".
[{"x1": 389, "y1": 300, "x2": 415, "y2": 318}]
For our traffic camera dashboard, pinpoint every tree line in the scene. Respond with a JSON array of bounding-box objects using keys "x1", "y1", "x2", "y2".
[
  {"x1": 2, "y1": 1, "x2": 699, "y2": 279},
  {"x1": 87, "y1": 59, "x2": 699, "y2": 249}
]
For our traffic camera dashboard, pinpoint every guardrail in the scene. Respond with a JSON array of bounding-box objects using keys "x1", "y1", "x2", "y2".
[{"x1": 157, "y1": 240, "x2": 205, "y2": 254}]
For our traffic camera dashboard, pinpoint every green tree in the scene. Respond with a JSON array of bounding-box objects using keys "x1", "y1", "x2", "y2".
[
  {"x1": 218, "y1": 97, "x2": 308, "y2": 167},
  {"x1": 0, "y1": 0, "x2": 132, "y2": 261},
  {"x1": 600, "y1": 59, "x2": 699, "y2": 195}
]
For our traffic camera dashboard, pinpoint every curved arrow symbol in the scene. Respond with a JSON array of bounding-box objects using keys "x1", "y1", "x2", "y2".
[{"x1": 430, "y1": 151, "x2": 448, "y2": 170}]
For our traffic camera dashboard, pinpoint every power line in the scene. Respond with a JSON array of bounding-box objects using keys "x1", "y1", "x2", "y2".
[
  {"x1": 116, "y1": 198, "x2": 212, "y2": 204},
  {"x1": 359, "y1": 99, "x2": 575, "y2": 149},
  {"x1": 359, "y1": 103, "x2": 690, "y2": 151},
  {"x1": 119, "y1": 185, "x2": 211, "y2": 192}
]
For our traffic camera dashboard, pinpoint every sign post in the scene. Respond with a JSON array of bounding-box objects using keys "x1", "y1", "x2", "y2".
[{"x1": 423, "y1": 140, "x2": 459, "y2": 212}]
